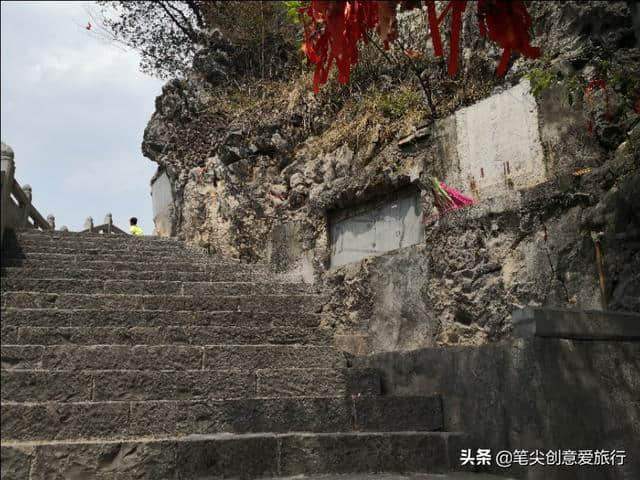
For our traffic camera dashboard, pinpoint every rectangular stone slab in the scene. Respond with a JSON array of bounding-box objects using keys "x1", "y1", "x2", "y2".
[
  {"x1": 2, "y1": 292, "x2": 326, "y2": 313},
  {"x1": 1, "y1": 370, "x2": 93, "y2": 402},
  {"x1": 1, "y1": 368, "x2": 379, "y2": 403},
  {"x1": 2, "y1": 251, "x2": 229, "y2": 262},
  {"x1": 279, "y1": 431, "x2": 452, "y2": 475},
  {"x1": 13, "y1": 325, "x2": 330, "y2": 345},
  {"x1": 1, "y1": 259, "x2": 265, "y2": 273},
  {"x1": 1, "y1": 446, "x2": 33, "y2": 480},
  {"x1": 0, "y1": 278, "x2": 312, "y2": 296},
  {"x1": 39, "y1": 345, "x2": 204, "y2": 370},
  {"x1": 2, "y1": 432, "x2": 463, "y2": 479},
  {"x1": 256, "y1": 368, "x2": 381, "y2": 398},
  {"x1": 1, "y1": 396, "x2": 443, "y2": 441},
  {"x1": 204, "y1": 345, "x2": 345, "y2": 370},
  {"x1": 1, "y1": 402, "x2": 131, "y2": 441},
  {"x1": 0, "y1": 267, "x2": 262, "y2": 282},
  {"x1": 0, "y1": 309, "x2": 322, "y2": 328},
  {"x1": 2, "y1": 345, "x2": 343, "y2": 371},
  {"x1": 1, "y1": 345, "x2": 44, "y2": 370},
  {"x1": 512, "y1": 307, "x2": 640, "y2": 340}
]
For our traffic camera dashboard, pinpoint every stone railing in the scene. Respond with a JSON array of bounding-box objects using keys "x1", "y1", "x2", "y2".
[
  {"x1": 1, "y1": 141, "x2": 129, "y2": 244},
  {"x1": 1, "y1": 141, "x2": 54, "y2": 246},
  {"x1": 79, "y1": 214, "x2": 127, "y2": 235}
]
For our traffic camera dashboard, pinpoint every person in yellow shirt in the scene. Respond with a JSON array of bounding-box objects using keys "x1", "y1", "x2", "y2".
[{"x1": 129, "y1": 217, "x2": 144, "y2": 236}]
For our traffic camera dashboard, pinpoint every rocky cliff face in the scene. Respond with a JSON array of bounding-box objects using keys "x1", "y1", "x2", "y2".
[{"x1": 142, "y1": 1, "x2": 639, "y2": 353}]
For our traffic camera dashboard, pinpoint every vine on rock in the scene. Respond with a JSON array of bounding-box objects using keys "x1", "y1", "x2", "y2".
[{"x1": 300, "y1": 0, "x2": 541, "y2": 93}]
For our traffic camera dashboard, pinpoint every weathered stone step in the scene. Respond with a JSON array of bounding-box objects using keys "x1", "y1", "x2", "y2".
[
  {"x1": 270, "y1": 475, "x2": 513, "y2": 480},
  {"x1": 0, "y1": 258, "x2": 267, "y2": 273},
  {"x1": 1, "y1": 252, "x2": 267, "y2": 268},
  {"x1": 5, "y1": 325, "x2": 331, "y2": 346},
  {"x1": 1, "y1": 396, "x2": 443, "y2": 441},
  {"x1": 1, "y1": 293, "x2": 325, "y2": 312},
  {"x1": 1, "y1": 266, "x2": 276, "y2": 282},
  {"x1": 0, "y1": 309, "x2": 321, "y2": 328},
  {"x1": 12, "y1": 230, "x2": 180, "y2": 242},
  {"x1": 5, "y1": 240, "x2": 196, "y2": 253},
  {"x1": 1, "y1": 345, "x2": 344, "y2": 371},
  {"x1": 2, "y1": 250, "x2": 240, "y2": 266},
  {"x1": 1, "y1": 278, "x2": 314, "y2": 296},
  {"x1": 1, "y1": 431, "x2": 463, "y2": 479},
  {"x1": 1, "y1": 368, "x2": 380, "y2": 402}
]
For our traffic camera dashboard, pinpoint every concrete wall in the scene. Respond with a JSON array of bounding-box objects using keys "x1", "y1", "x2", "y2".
[
  {"x1": 355, "y1": 338, "x2": 640, "y2": 480},
  {"x1": 150, "y1": 170, "x2": 175, "y2": 237}
]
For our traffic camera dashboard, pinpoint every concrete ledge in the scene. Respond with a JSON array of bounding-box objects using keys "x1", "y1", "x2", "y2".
[{"x1": 512, "y1": 307, "x2": 640, "y2": 340}]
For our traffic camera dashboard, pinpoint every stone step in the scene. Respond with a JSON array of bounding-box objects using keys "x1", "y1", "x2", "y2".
[
  {"x1": 1, "y1": 368, "x2": 381, "y2": 402},
  {"x1": 0, "y1": 308, "x2": 322, "y2": 328},
  {"x1": 0, "y1": 252, "x2": 267, "y2": 268},
  {"x1": 2, "y1": 250, "x2": 239, "y2": 266},
  {"x1": 12, "y1": 230, "x2": 180, "y2": 242},
  {"x1": 1, "y1": 278, "x2": 314, "y2": 296},
  {"x1": 1, "y1": 293, "x2": 325, "y2": 312},
  {"x1": 1, "y1": 345, "x2": 344, "y2": 371},
  {"x1": 270, "y1": 475, "x2": 514, "y2": 480},
  {"x1": 3, "y1": 325, "x2": 331, "y2": 346},
  {"x1": 1, "y1": 395, "x2": 443, "y2": 441},
  {"x1": 1, "y1": 431, "x2": 463, "y2": 479},
  {"x1": 0, "y1": 258, "x2": 268, "y2": 273},
  {"x1": 4, "y1": 240, "x2": 200, "y2": 254},
  {"x1": 1, "y1": 266, "x2": 277, "y2": 282}
]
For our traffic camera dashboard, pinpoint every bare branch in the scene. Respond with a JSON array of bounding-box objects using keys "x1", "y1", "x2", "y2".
[
  {"x1": 166, "y1": 2, "x2": 199, "y2": 40},
  {"x1": 158, "y1": 1, "x2": 198, "y2": 43},
  {"x1": 185, "y1": 0, "x2": 205, "y2": 28}
]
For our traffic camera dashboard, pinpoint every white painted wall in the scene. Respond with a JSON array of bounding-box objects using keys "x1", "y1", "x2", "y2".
[{"x1": 446, "y1": 80, "x2": 546, "y2": 210}]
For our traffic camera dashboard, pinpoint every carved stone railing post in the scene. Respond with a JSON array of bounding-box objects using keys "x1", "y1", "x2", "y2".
[
  {"x1": 79, "y1": 214, "x2": 125, "y2": 235},
  {"x1": 1, "y1": 142, "x2": 16, "y2": 246},
  {"x1": 104, "y1": 213, "x2": 113, "y2": 234},
  {"x1": 21, "y1": 184, "x2": 32, "y2": 228},
  {"x1": 47, "y1": 214, "x2": 55, "y2": 230},
  {"x1": 84, "y1": 217, "x2": 94, "y2": 233}
]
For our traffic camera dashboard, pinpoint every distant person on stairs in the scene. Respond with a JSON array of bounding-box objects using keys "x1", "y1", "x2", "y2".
[{"x1": 129, "y1": 217, "x2": 144, "y2": 236}]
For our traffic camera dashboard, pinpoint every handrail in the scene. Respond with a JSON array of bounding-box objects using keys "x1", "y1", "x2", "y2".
[
  {"x1": 1, "y1": 142, "x2": 54, "y2": 246},
  {"x1": 79, "y1": 214, "x2": 127, "y2": 235},
  {"x1": 2, "y1": 141, "x2": 131, "y2": 243},
  {"x1": 80, "y1": 223, "x2": 127, "y2": 235},
  {"x1": 11, "y1": 179, "x2": 52, "y2": 230}
]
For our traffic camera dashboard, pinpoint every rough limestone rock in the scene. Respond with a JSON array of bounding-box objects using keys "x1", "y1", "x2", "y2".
[{"x1": 142, "y1": 1, "x2": 639, "y2": 352}]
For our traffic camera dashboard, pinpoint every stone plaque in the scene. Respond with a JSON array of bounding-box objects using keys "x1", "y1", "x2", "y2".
[
  {"x1": 449, "y1": 80, "x2": 546, "y2": 207},
  {"x1": 151, "y1": 171, "x2": 174, "y2": 237},
  {"x1": 330, "y1": 187, "x2": 423, "y2": 268}
]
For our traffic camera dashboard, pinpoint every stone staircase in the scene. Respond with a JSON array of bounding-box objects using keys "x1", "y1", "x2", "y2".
[{"x1": 1, "y1": 230, "x2": 465, "y2": 479}]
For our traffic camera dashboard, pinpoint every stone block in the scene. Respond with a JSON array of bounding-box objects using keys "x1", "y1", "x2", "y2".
[
  {"x1": 30, "y1": 441, "x2": 176, "y2": 480},
  {"x1": 93, "y1": 370, "x2": 255, "y2": 401},
  {"x1": 204, "y1": 345, "x2": 345, "y2": 370},
  {"x1": 1, "y1": 345, "x2": 43, "y2": 370},
  {"x1": 1, "y1": 446, "x2": 32, "y2": 480},
  {"x1": 256, "y1": 368, "x2": 380, "y2": 397},
  {"x1": 354, "y1": 395, "x2": 443, "y2": 432},
  {"x1": 41, "y1": 345, "x2": 203, "y2": 370},
  {"x1": 512, "y1": 307, "x2": 640, "y2": 340},
  {"x1": 1, "y1": 370, "x2": 92, "y2": 402},
  {"x1": 1, "y1": 402, "x2": 130, "y2": 441},
  {"x1": 129, "y1": 398, "x2": 353, "y2": 435}
]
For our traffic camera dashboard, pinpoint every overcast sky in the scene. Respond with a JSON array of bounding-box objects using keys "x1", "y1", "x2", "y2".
[{"x1": 1, "y1": 1, "x2": 164, "y2": 233}]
